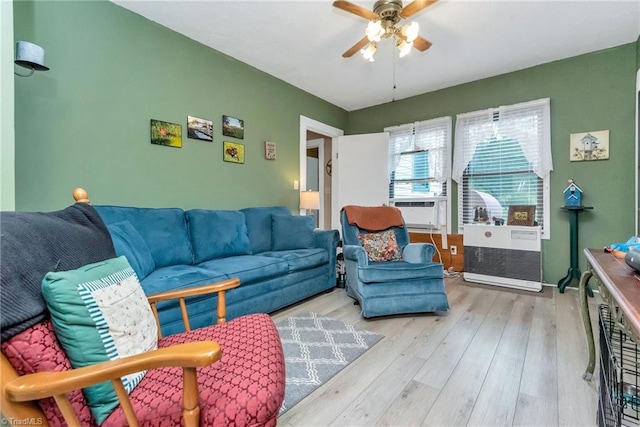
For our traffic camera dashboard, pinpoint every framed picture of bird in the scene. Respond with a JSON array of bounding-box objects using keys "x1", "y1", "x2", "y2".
[
  {"x1": 223, "y1": 141, "x2": 245, "y2": 164},
  {"x1": 150, "y1": 119, "x2": 182, "y2": 148}
]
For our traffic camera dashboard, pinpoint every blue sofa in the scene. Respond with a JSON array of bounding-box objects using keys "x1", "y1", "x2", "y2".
[{"x1": 94, "y1": 205, "x2": 340, "y2": 336}]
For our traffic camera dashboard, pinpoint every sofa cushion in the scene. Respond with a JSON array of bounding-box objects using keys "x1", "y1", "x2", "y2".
[
  {"x1": 358, "y1": 229, "x2": 403, "y2": 262},
  {"x1": 198, "y1": 255, "x2": 288, "y2": 285},
  {"x1": 42, "y1": 256, "x2": 158, "y2": 424},
  {"x1": 240, "y1": 206, "x2": 291, "y2": 254},
  {"x1": 271, "y1": 214, "x2": 315, "y2": 251},
  {"x1": 262, "y1": 249, "x2": 328, "y2": 273},
  {"x1": 186, "y1": 209, "x2": 251, "y2": 263},
  {"x1": 141, "y1": 265, "x2": 229, "y2": 296},
  {"x1": 95, "y1": 206, "x2": 193, "y2": 268},
  {"x1": 358, "y1": 261, "x2": 444, "y2": 283},
  {"x1": 107, "y1": 221, "x2": 156, "y2": 280}
]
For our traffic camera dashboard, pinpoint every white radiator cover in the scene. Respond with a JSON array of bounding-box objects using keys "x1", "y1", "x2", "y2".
[{"x1": 463, "y1": 224, "x2": 542, "y2": 292}]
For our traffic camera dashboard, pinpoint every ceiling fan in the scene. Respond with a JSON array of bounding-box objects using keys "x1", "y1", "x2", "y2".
[{"x1": 333, "y1": 0, "x2": 436, "y2": 61}]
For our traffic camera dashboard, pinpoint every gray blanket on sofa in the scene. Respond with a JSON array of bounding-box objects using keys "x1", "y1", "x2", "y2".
[{"x1": 0, "y1": 203, "x2": 115, "y2": 341}]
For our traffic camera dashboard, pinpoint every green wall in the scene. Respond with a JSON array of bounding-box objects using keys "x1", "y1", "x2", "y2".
[
  {"x1": 348, "y1": 43, "x2": 638, "y2": 284},
  {"x1": 13, "y1": 0, "x2": 347, "y2": 211}
]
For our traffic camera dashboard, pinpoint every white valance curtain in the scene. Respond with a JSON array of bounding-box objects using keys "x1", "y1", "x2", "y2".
[
  {"x1": 386, "y1": 116, "x2": 452, "y2": 183},
  {"x1": 452, "y1": 98, "x2": 553, "y2": 182}
]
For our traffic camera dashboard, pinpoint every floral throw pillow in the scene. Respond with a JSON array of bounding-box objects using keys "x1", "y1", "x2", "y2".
[{"x1": 357, "y1": 229, "x2": 403, "y2": 262}]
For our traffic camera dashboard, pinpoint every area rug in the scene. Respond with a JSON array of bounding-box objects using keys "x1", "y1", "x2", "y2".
[{"x1": 276, "y1": 312, "x2": 383, "y2": 415}]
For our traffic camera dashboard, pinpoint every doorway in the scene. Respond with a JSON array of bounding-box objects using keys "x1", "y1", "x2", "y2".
[
  {"x1": 299, "y1": 116, "x2": 344, "y2": 229},
  {"x1": 306, "y1": 140, "x2": 323, "y2": 228}
]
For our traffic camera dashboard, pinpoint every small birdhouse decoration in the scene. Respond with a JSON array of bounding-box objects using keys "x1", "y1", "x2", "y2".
[
  {"x1": 580, "y1": 133, "x2": 599, "y2": 160},
  {"x1": 563, "y1": 179, "x2": 583, "y2": 207}
]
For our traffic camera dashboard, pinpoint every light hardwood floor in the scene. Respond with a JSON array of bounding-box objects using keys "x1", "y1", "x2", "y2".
[{"x1": 273, "y1": 276, "x2": 601, "y2": 427}]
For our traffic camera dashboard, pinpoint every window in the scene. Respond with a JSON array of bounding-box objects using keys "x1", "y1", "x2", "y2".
[
  {"x1": 452, "y1": 98, "x2": 552, "y2": 238},
  {"x1": 386, "y1": 117, "x2": 452, "y2": 200}
]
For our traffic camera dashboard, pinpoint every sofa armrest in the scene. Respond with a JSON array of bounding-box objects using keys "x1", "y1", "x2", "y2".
[
  {"x1": 343, "y1": 245, "x2": 369, "y2": 265},
  {"x1": 147, "y1": 278, "x2": 241, "y2": 338},
  {"x1": 403, "y1": 242, "x2": 438, "y2": 264},
  {"x1": 314, "y1": 229, "x2": 340, "y2": 286}
]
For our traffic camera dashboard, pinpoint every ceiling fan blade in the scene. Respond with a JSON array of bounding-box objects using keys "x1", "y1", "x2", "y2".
[
  {"x1": 343, "y1": 36, "x2": 370, "y2": 58},
  {"x1": 400, "y1": 0, "x2": 437, "y2": 18},
  {"x1": 333, "y1": 1, "x2": 379, "y2": 20},
  {"x1": 412, "y1": 36, "x2": 433, "y2": 51}
]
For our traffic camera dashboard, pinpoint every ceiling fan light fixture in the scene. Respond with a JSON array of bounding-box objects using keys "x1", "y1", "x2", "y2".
[
  {"x1": 361, "y1": 42, "x2": 377, "y2": 61},
  {"x1": 397, "y1": 39, "x2": 413, "y2": 57},
  {"x1": 401, "y1": 21, "x2": 420, "y2": 43},
  {"x1": 365, "y1": 20, "x2": 385, "y2": 42}
]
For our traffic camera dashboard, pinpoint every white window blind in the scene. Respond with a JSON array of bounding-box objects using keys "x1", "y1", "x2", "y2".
[
  {"x1": 386, "y1": 116, "x2": 451, "y2": 200},
  {"x1": 453, "y1": 98, "x2": 552, "y2": 237}
]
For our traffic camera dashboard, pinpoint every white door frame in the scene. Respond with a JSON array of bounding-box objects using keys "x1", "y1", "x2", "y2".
[{"x1": 299, "y1": 116, "x2": 344, "y2": 223}]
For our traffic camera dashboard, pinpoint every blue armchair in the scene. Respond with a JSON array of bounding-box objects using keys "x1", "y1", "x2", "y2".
[{"x1": 340, "y1": 206, "x2": 449, "y2": 318}]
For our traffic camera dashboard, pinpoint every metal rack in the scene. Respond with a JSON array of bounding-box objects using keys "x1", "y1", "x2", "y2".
[{"x1": 599, "y1": 304, "x2": 640, "y2": 427}]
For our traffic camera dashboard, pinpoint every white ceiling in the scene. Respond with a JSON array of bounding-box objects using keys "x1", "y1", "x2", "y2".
[{"x1": 112, "y1": 0, "x2": 639, "y2": 111}]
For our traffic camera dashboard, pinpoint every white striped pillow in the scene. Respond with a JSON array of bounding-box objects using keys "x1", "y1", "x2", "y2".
[{"x1": 42, "y1": 256, "x2": 157, "y2": 424}]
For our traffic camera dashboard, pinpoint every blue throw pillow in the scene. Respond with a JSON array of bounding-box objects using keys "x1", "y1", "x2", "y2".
[
  {"x1": 240, "y1": 206, "x2": 292, "y2": 253},
  {"x1": 271, "y1": 214, "x2": 315, "y2": 251},
  {"x1": 107, "y1": 221, "x2": 155, "y2": 280},
  {"x1": 186, "y1": 209, "x2": 251, "y2": 263}
]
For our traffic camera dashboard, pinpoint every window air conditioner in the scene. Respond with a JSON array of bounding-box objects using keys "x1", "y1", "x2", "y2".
[{"x1": 392, "y1": 200, "x2": 438, "y2": 229}]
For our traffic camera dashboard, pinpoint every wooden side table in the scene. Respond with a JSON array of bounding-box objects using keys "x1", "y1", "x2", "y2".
[{"x1": 579, "y1": 249, "x2": 640, "y2": 380}]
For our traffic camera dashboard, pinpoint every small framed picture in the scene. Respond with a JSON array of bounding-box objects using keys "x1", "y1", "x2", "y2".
[
  {"x1": 187, "y1": 116, "x2": 213, "y2": 141},
  {"x1": 264, "y1": 141, "x2": 276, "y2": 160},
  {"x1": 150, "y1": 119, "x2": 182, "y2": 148},
  {"x1": 223, "y1": 141, "x2": 245, "y2": 164},
  {"x1": 570, "y1": 130, "x2": 609, "y2": 161},
  {"x1": 507, "y1": 205, "x2": 536, "y2": 226},
  {"x1": 222, "y1": 115, "x2": 244, "y2": 139}
]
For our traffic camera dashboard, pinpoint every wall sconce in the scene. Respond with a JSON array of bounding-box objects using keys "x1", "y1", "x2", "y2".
[{"x1": 14, "y1": 41, "x2": 49, "y2": 77}]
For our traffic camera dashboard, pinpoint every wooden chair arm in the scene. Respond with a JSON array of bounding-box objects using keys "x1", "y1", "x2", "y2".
[
  {"x1": 146, "y1": 278, "x2": 240, "y2": 304},
  {"x1": 147, "y1": 278, "x2": 241, "y2": 336},
  {"x1": 5, "y1": 341, "x2": 221, "y2": 402}
]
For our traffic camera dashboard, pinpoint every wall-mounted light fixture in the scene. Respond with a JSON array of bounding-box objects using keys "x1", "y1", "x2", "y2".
[{"x1": 14, "y1": 41, "x2": 49, "y2": 77}]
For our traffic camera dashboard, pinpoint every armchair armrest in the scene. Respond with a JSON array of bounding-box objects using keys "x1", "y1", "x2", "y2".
[
  {"x1": 6, "y1": 341, "x2": 221, "y2": 427},
  {"x1": 403, "y1": 243, "x2": 438, "y2": 264},
  {"x1": 147, "y1": 278, "x2": 241, "y2": 338},
  {"x1": 343, "y1": 245, "x2": 369, "y2": 265},
  {"x1": 314, "y1": 229, "x2": 340, "y2": 286}
]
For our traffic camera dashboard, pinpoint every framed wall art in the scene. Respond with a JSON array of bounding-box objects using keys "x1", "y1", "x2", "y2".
[
  {"x1": 222, "y1": 115, "x2": 244, "y2": 139},
  {"x1": 507, "y1": 205, "x2": 536, "y2": 226},
  {"x1": 187, "y1": 115, "x2": 213, "y2": 141},
  {"x1": 570, "y1": 130, "x2": 609, "y2": 161},
  {"x1": 223, "y1": 141, "x2": 245, "y2": 164},
  {"x1": 150, "y1": 119, "x2": 182, "y2": 148},
  {"x1": 264, "y1": 141, "x2": 276, "y2": 160}
]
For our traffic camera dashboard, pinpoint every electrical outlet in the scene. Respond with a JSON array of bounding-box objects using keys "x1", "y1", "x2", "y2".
[{"x1": 450, "y1": 245, "x2": 457, "y2": 255}]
